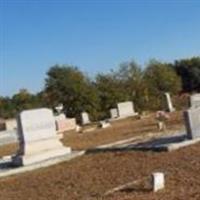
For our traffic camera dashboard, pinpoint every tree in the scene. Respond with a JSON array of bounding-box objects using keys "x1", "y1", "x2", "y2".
[
  {"x1": 12, "y1": 89, "x2": 42, "y2": 112},
  {"x1": 174, "y1": 57, "x2": 200, "y2": 93},
  {"x1": 114, "y1": 61, "x2": 147, "y2": 111},
  {"x1": 95, "y1": 73, "x2": 128, "y2": 118},
  {"x1": 44, "y1": 65, "x2": 100, "y2": 121},
  {"x1": 144, "y1": 59, "x2": 182, "y2": 110}
]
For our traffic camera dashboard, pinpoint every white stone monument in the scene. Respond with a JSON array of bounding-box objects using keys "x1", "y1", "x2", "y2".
[
  {"x1": 184, "y1": 107, "x2": 200, "y2": 139},
  {"x1": 151, "y1": 172, "x2": 165, "y2": 192},
  {"x1": 190, "y1": 93, "x2": 200, "y2": 108},
  {"x1": 12, "y1": 108, "x2": 71, "y2": 166},
  {"x1": 110, "y1": 108, "x2": 118, "y2": 119},
  {"x1": 5, "y1": 119, "x2": 17, "y2": 130},
  {"x1": 117, "y1": 101, "x2": 137, "y2": 118},
  {"x1": 81, "y1": 112, "x2": 90, "y2": 125},
  {"x1": 164, "y1": 92, "x2": 175, "y2": 112}
]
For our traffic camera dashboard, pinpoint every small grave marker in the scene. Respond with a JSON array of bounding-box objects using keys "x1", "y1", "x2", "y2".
[{"x1": 151, "y1": 172, "x2": 165, "y2": 192}]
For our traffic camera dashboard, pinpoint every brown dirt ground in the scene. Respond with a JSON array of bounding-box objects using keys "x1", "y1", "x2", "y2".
[
  {"x1": 62, "y1": 111, "x2": 184, "y2": 150},
  {"x1": 0, "y1": 111, "x2": 197, "y2": 200},
  {"x1": 0, "y1": 143, "x2": 199, "y2": 200}
]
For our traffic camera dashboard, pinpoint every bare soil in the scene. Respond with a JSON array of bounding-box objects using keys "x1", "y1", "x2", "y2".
[{"x1": 0, "y1": 143, "x2": 199, "y2": 200}]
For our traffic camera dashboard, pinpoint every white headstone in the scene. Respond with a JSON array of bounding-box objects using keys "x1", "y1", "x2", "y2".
[
  {"x1": 110, "y1": 108, "x2": 118, "y2": 119},
  {"x1": 81, "y1": 112, "x2": 90, "y2": 125},
  {"x1": 151, "y1": 172, "x2": 165, "y2": 192},
  {"x1": 165, "y1": 93, "x2": 175, "y2": 112},
  {"x1": 117, "y1": 101, "x2": 137, "y2": 118},
  {"x1": 5, "y1": 119, "x2": 17, "y2": 131},
  {"x1": 12, "y1": 108, "x2": 71, "y2": 166},
  {"x1": 184, "y1": 107, "x2": 200, "y2": 139},
  {"x1": 190, "y1": 94, "x2": 200, "y2": 108}
]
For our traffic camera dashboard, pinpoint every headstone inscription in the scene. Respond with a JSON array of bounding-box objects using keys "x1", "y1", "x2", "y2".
[
  {"x1": 190, "y1": 94, "x2": 200, "y2": 108},
  {"x1": 12, "y1": 108, "x2": 71, "y2": 166},
  {"x1": 117, "y1": 101, "x2": 137, "y2": 118},
  {"x1": 184, "y1": 107, "x2": 200, "y2": 139}
]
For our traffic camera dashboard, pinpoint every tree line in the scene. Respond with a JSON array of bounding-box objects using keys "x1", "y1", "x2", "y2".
[{"x1": 0, "y1": 57, "x2": 200, "y2": 120}]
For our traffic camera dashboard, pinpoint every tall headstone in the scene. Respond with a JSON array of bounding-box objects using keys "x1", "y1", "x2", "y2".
[
  {"x1": 110, "y1": 108, "x2": 118, "y2": 119},
  {"x1": 117, "y1": 101, "x2": 137, "y2": 118},
  {"x1": 190, "y1": 94, "x2": 200, "y2": 108},
  {"x1": 81, "y1": 112, "x2": 90, "y2": 125},
  {"x1": 12, "y1": 108, "x2": 71, "y2": 166},
  {"x1": 184, "y1": 107, "x2": 200, "y2": 139},
  {"x1": 164, "y1": 93, "x2": 175, "y2": 112}
]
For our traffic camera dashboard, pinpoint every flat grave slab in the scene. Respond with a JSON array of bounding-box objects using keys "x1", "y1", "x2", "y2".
[{"x1": 0, "y1": 150, "x2": 85, "y2": 178}]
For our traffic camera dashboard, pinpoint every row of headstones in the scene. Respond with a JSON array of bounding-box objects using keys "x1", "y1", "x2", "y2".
[
  {"x1": 110, "y1": 93, "x2": 175, "y2": 120},
  {"x1": 5, "y1": 93, "x2": 200, "y2": 167}
]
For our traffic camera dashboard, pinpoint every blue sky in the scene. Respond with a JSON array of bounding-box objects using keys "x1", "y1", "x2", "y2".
[{"x1": 0, "y1": 0, "x2": 200, "y2": 96}]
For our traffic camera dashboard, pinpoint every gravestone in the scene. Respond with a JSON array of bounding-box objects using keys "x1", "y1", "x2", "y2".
[
  {"x1": 12, "y1": 108, "x2": 71, "y2": 166},
  {"x1": 190, "y1": 94, "x2": 200, "y2": 108},
  {"x1": 81, "y1": 112, "x2": 90, "y2": 125},
  {"x1": 110, "y1": 108, "x2": 118, "y2": 119},
  {"x1": 151, "y1": 172, "x2": 165, "y2": 192},
  {"x1": 56, "y1": 118, "x2": 77, "y2": 133},
  {"x1": 184, "y1": 107, "x2": 200, "y2": 139},
  {"x1": 164, "y1": 93, "x2": 175, "y2": 112},
  {"x1": 5, "y1": 119, "x2": 17, "y2": 130},
  {"x1": 117, "y1": 101, "x2": 137, "y2": 118}
]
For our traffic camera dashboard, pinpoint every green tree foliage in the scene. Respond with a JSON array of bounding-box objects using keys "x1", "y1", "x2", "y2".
[
  {"x1": 0, "y1": 89, "x2": 42, "y2": 119},
  {"x1": 174, "y1": 57, "x2": 200, "y2": 92},
  {"x1": 0, "y1": 97, "x2": 16, "y2": 118},
  {"x1": 95, "y1": 73, "x2": 128, "y2": 118},
  {"x1": 114, "y1": 61, "x2": 147, "y2": 111},
  {"x1": 0, "y1": 57, "x2": 199, "y2": 119},
  {"x1": 144, "y1": 59, "x2": 182, "y2": 110},
  {"x1": 44, "y1": 65, "x2": 100, "y2": 120}
]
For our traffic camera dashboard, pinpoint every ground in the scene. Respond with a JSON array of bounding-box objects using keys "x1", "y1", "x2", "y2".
[{"x1": 0, "y1": 111, "x2": 199, "y2": 200}]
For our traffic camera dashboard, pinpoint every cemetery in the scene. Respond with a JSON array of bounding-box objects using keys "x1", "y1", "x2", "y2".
[
  {"x1": 0, "y1": 103, "x2": 199, "y2": 199},
  {"x1": 1, "y1": 2, "x2": 200, "y2": 199}
]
